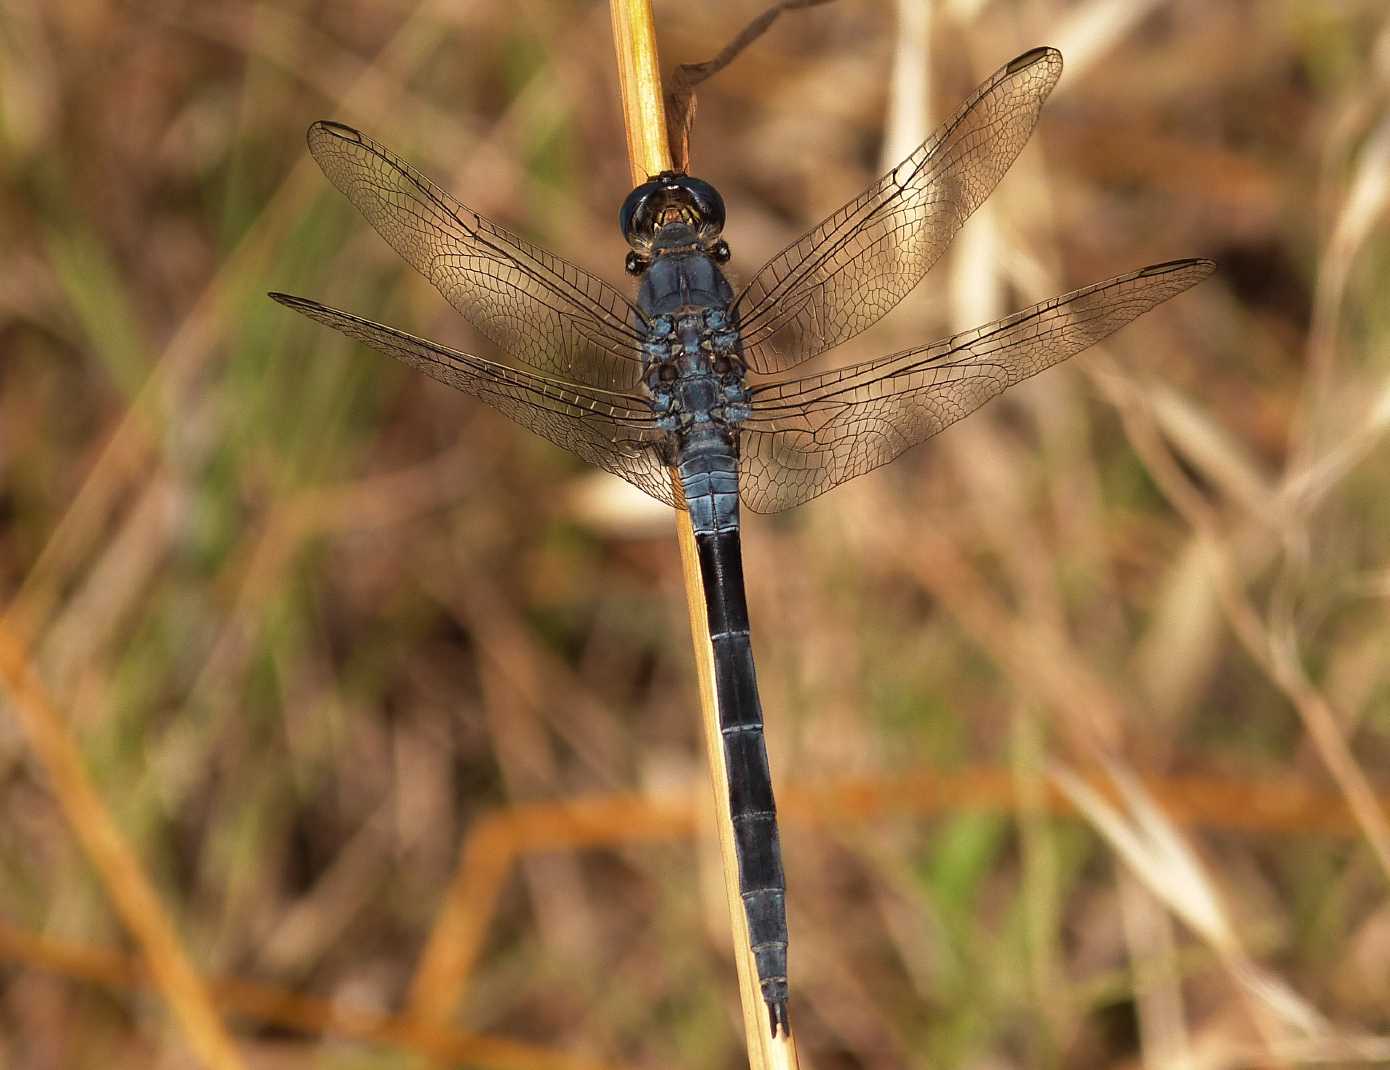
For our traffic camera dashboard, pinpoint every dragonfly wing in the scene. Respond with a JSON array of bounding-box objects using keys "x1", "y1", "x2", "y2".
[
  {"x1": 734, "y1": 47, "x2": 1063, "y2": 374},
  {"x1": 270, "y1": 292, "x2": 677, "y2": 508},
  {"x1": 737, "y1": 258, "x2": 1215, "y2": 513},
  {"x1": 305, "y1": 121, "x2": 644, "y2": 391}
]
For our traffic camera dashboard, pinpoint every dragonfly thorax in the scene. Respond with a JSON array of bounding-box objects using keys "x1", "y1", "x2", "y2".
[{"x1": 642, "y1": 310, "x2": 750, "y2": 434}]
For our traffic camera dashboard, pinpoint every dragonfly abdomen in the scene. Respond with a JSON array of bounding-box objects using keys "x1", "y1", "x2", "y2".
[
  {"x1": 679, "y1": 446, "x2": 791, "y2": 1036},
  {"x1": 703, "y1": 530, "x2": 790, "y2": 1037}
]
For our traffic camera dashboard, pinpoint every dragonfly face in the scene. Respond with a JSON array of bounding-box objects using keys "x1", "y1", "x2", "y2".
[{"x1": 621, "y1": 171, "x2": 731, "y2": 274}]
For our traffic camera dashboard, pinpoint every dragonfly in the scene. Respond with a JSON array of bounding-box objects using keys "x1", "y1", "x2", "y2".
[{"x1": 270, "y1": 46, "x2": 1212, "y2": 1036}]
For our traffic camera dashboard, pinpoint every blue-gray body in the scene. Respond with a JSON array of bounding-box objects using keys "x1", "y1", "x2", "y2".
[{"x1": 635, "y1": 224, "x2": 789, "y2": 1034}]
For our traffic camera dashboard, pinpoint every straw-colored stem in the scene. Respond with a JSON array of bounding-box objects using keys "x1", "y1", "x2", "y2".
[
  {"x1": 609, "y1": 4, "x2": 799, "y2": 1066},
  {"x1": 610, "y1": 0, "x2": 672, "y2": 182}
]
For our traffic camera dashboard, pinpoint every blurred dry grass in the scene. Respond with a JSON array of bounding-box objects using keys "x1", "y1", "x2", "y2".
[{"x1": 2, "y1": 1, "x2": 1389, "y2": 1068}]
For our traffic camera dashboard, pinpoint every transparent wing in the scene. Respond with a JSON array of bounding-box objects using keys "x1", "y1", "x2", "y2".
[
  {"x1": 305, "y1": 121, "x2": 645, "y2": 391},
  {"x1": 734, "y1": 46, "x2": 1063, "y2": 374},
  {"x1": 737, "y1": 259, "x2": 1215, "y2": 513},
  {"x1": 269, "y1": 292, "x2": 677, "y2": 508}
]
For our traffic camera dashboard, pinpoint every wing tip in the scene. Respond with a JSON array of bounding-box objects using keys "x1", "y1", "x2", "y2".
[
  {"x1": 1139, "y1": 257, "x2": 1217, "y2": 281},
  {"x1": 307, "y1": 119, "x2": 363, "y2": 147},
  {"x1": 1007, "y1": 45, "x2": 1063, "y2": 77},
  {"x1": 267, "y1": 291, "x2": 328, "y2": 316}
]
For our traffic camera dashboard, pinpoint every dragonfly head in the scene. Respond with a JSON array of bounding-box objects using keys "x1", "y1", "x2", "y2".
[{"x1": 620, "y1": 172, "x2": 726, "y2": 272}]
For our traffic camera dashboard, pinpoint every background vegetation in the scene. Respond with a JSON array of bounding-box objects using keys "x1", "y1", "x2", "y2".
[{"x1": 2, "y1": 1, "x2": 1389, "y2": 1067}]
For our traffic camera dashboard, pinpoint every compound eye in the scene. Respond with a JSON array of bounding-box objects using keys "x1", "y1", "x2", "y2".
[
  {"x1": 624, "y1": 251, "x2": 647, "y2": 275},
  {"x1": 681, "y1": 177, "x2": 726, "y2": 242},
  {"x1": 619, "y1": 179, "x2": 665, "y2": 252},
  {"x1": 658, "y1": 364, "x2": 677, "y2": 382},
  {"x1": 712, "y1": 239, "x2": 731, "y2": 264}
]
